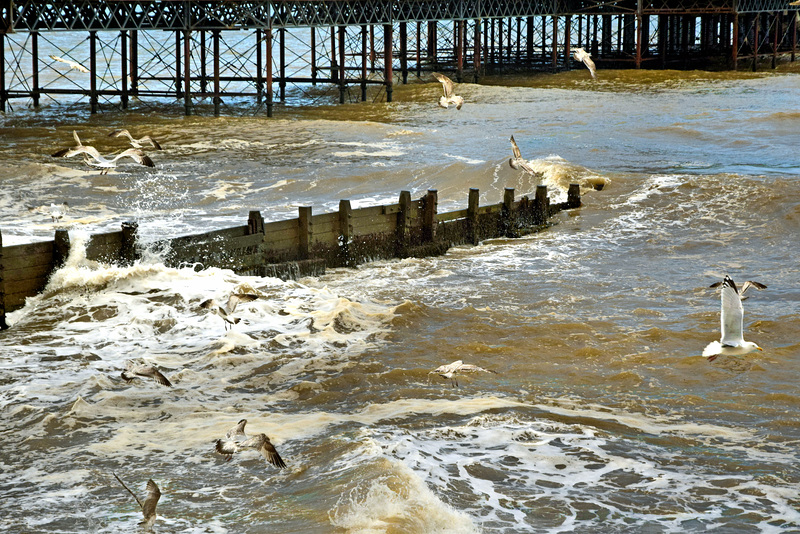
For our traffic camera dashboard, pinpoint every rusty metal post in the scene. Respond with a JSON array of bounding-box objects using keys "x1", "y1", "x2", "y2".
[
  {"x1": 130, "y1": 30, "x2": 139, "y2": 96},
  {"x1": 384, "y1": 24, "x2": 393, "y2": 102},
  {"x1": 213, "y1": 30, "x2": 221, "y2": 116},
  {"x1": 199, "y1": 30, "x2": 207, "y2": 94},
  {"x1": 338, "y1": 26, "x2": 346, "y2": 103},
  {"x1": 31, "y1": 32, "x2": 39, "y2": 107},
  {"x1": 416, "y1": 21, "x2": 421, "y2": 77},
  {"x1": 474, "y1": 19, "x2": 482, "y2": 83},
  {"x1": 400, "y1": 22, "x2": 408, "y2": 84},
  {"x1": 0, "y1": 33, "x2": 6, "y2": 112},
  {"x1": 361, "y1": 25, "x2": 368, "y2": 100},
  {"x1": 256, "y1": 28, "x2": 263, "y2": 102},
  {"x1": 184, "y1": 29, "x2": 191, "y2": 115},
  {"x1": 265, "y1": 27, "x2": 273, "y2": 117},
  {"x1": 753, "y1": 14, "x2": 759, "y2": 72},
  {"x1": 90, "y1": 31, "x2": 98, "y2": 114},
  {"x1": 552, "y1": 16, "x2": 558, "y2": 70},
  {"x1": 311, "y1": 27, "x2": 317, "y2": 85},
  {"x1": 121, "y1": 30, "x2": 129, "y2": 108},
  {"x1": 635, "y1": 0, "x2": 643, "y2": 69},
  {"x1": 732, "y1": 14, "x2": 739, "y2": 70},
  {"x1": 772, "y1": 12, "x2": 778, "y2": 69},
  {"x1": 456, "y1": 21, "x2": 463, "y2": 83},
  {"x1": 565, "y1": 16, "x2": 572, "y2": 70},
  {"x1": 175, "y1": 31, "x2": 183, "y2": 99},
  {"x1": 280, "y1": 27, "x2": 287, "y2": 102}
]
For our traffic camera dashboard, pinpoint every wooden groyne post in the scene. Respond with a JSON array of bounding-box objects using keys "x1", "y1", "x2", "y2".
[{"x1": 0, "y1": 185, "x2": 581, "y2": 328}]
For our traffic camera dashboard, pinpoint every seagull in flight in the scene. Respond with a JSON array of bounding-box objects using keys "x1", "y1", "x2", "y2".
[
  {"x1": 214, "y1": 419, "x2": 249, "y2": 462},
  {"x1": 200, "y1": 293, "x2": 260, "y2": 330},
  {"x1": 50, "y1": 54, "x2": 89, "y2": 73},
  {"x1": 572, "y1": 48, "x2": 597, "y2": 79},
  {"x1": 703, "y1": 275, "x2": 766, "y2": 361},
  {"x1": 431, "y1": 360, "x2": 497, "y2": 387},
  {"x1": 216, "y1": 422, "x2": 287, "y2": 469},
  {"x1": 508, "y1": 135, "x2": 538, "y2": 175},
  {"x1": 113, "y1": 474, "x2": 161, "y2": 531},
  {"x1": 121, "y1": 360, "x2": 172, "y2": 387},
  {"x1": 52, "y1": 130, "x2": 155, "y2": 174},
  {"x1": 109, "y1": 129, "x2": 163, "y2": 150},
  {"x1": 28, "y1": 202, "x2": 69, "y2": 222},
  {"x1": 433, "y1": 72, "x2": 464, "y2": 110}
]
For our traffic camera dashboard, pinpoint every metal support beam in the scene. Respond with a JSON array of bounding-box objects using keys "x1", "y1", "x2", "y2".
[
  {"x1": 384, "y1": 23, "x2": 393, "y2": 102},
  {"x1": 90, "y1": 31, "x2": 98, "y2": 114},
  {"x1": 121, "y1": 31, "x2": 129, "y2": 109},
  {"x1": 266, "y1": 27, "x2": 273, "y2": 117},
  {"x1": 31, "y1": 32, "x2": 39, "y2": 107},
  {"x1": 184, "y1": 29, "x2": 191, "y2": 115}
]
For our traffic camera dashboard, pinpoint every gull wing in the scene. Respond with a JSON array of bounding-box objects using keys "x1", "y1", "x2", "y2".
[
  {"x1": 510, "y1": 136, "x2": 523, "y2": 160},
  {"x1": 719, "y1": 276, "x2": 745, "y2": 346},
  {"x1": 433, "y1": 72, "x2": 454, "y2": 98},
  {"x1": 114, "y1": 148, "x2": 155, "y2": 167},
  {"x1": 53, "y1": 144, "x2": 103, "y2": 162},
  {"x1": 458, "y1": 364, "x2": 497, "y2": 374},
  {"x1": 215, "y1": 438, "x2": 239, "y2": 457},
  {"x1": 225, "y1": 419, "x2": 248, "y2": 441},
  {"x1": 258, "y1": 438, "x2": 287, "y2": 469},
  {"x1": 109, "y1": 129, "x2": 134, "y2": 142},
  {"x1": 143, "y1": 136, "x2": 163, "y2": 150},
  {"x1": 741, "y1": 281, "x2": 767, "y2": 298},
  {"x1": 226, "y1": 293, "x2": 259, "y2": 313},
  {"x1": 141, "y1": 480, "x2": 161, "y2": 521}
]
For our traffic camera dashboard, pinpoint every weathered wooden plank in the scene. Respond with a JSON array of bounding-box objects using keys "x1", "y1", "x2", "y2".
[
  {"x1": 2, "y1": 241, "x2": 55, "y2": 259},
  {"x1": 4, "y1": 261, "x2": 53, "y2": 283},
  {"x1": 438, "y1": 209, "x2": 468, "y2": 222},
  {"x1": 2, "y1": 252, "x2": 55, "y2": 272},
  {"x1": 263, "y1": 218, "x2": 299, "y2": 234}
]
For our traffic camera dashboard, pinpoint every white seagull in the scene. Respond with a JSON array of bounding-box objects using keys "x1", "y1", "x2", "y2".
[
  {"x1": 52, "y1": 130, "x2": 155, "y2": 174},
  {"x1": 50, "y1": 54, "x2": 89, "y2": 73},
  {"x1": 214, "y1": 419, "x2": 249, "y2": 462},
  {"x1": 431, "y1": 360, "x2": 497, "y2": 387},
  {"x1": 200, "y1": 293, "x2": 260, "y2": 330},
  {"x1": 509, "y1": 135, "x2": 538, "y2": 174},
  {"x1": 703, "y1": 275, "x2": 765, "y2": 361},
  {"x1": 109, "y1": 129, "x2": 163, "y2": 150},
  {"x1": 28, "y1": 202, "x2": 69, "y2": 222},
  {"x1": 216, "y1": 426, "x2": 287, "y2": 469},
  {"x1": 113, "y1": 474, "x2": 161, "y2": 531},
  {"x1": 121, "y1": 360, "x2": 172, "y2": 387},
  {"x1": 572, "y1": 48, "x2": 597, "y2": 79},
  {"x1": 433, "y1": 72, "x2": 464, "y2": 110}
]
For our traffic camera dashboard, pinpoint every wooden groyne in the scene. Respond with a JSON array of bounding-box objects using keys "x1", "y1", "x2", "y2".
[{"x1": 0, "y1": 184, "x2": 580, "y2": 329}]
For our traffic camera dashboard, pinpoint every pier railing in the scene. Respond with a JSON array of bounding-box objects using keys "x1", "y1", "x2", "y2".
[{"x1": 0, "y1": 184, "x2": 580, "y2": 329}]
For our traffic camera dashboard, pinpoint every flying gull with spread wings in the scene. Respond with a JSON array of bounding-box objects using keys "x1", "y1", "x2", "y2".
[
  {"x1": 200, "y1": 293, "x2": 260, "y2": 330},
  {"x1": 121, "y1": 360, "x2": 172, "y2": 387},
  {"x1": 216, "y1": 421, "x2": 287, "y2": 469},
  {"x1": 508, "y1": 135, "x2": 538, "y2": 175},
  {"x1": 113, "y1": 474, "x2": 161, "y2": 531},
  {"x1": 703, "y1": 275, "x2": 766, "y2": 361},
  {"x1": 52, "y1": 130, "x2": 155, "y2": 174},
  {"x1": 431, "y1": 360, "x2": 497, "y2": 387},
  {"x1": 109, "y1": 129, "x2": 163, "y2": 150},
  {"x1": 50, "y1": 54, "x2": 89, "y2": 73},
  {"x1": 433, "y1": 72, "x2": 464, "y2": 110},
  {"x1": 572, "y1": 48, "x2": 597, "y2": 79}
]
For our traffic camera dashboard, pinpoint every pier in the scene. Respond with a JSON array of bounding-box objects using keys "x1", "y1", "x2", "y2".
[
  {"x1": 0, "y1": 185, "x2": 580, "y2": 329},
  {"x1": 1, "y1": 1, "x2": 797, "y2": 115}
]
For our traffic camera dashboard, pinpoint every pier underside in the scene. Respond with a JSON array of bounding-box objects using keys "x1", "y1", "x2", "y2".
[{"x1": 1, "y1": 1, "x2": 797, "y2": 114}]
